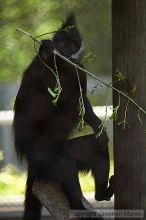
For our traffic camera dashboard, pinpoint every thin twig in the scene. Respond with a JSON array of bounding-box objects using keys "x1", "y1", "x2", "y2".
[
  {"x1": 137, "y1": 109, "x2": 143, "y2": 125},
  {"x1": 75, "y1": 67, "x2": 85, "y2": 130},
  {"x1": 54, "y1": 50, "x2": 146, "y2": 115},
  {"x1": 118, "y1": 100, "x2": 130, "y2": 129},
  {"x1": 16, "y1": 28, "x2": 42, "y2": 45}
]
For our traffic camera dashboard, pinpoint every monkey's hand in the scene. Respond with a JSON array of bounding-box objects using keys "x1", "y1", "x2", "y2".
[{"x1": 39, "y1": 40, "x2": 55, "y2": 60}]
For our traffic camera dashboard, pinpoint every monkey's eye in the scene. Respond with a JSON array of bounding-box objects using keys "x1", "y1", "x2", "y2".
[{"x1": 57, "y1": 42, "x2": 64, "y2": 47}]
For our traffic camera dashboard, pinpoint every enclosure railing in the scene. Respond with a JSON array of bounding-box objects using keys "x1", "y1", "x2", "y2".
[{"x1": 0, "y1": 106, "x2": 112, "y2": 125}]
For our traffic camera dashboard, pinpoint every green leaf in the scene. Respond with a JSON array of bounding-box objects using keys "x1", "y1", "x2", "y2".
[
  {"x1": 48, "y1": 87, "x2": 57, "y2": 98},
  {"x1": 116, "y1": 71, "x2": 126, "y2": 82},
  {"x1": 109, "y1": 112, "x2": 117, "y2": 121},
  {"x1": 83, "y1": 52, "x2": 97, "y2": 64}
]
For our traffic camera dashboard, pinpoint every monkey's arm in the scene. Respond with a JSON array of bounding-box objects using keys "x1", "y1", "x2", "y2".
[
  {"x1": 78, "y1": 65, "x2": 109, "y2": 147},
  {"x1": 83, "y1": 96, "x2": 109, "y2": 147}
]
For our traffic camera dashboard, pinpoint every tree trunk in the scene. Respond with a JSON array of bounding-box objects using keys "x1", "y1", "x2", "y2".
[{"x1": 112, "y1": 0, "x2": 146, "y2": 219}]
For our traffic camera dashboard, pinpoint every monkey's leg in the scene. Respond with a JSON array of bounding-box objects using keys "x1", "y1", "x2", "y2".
[
  {"x1": 53, "y1": 148, "x2": 86, "y2": 210},
  {"x1": 92, "y1": 144, "x2": 112, "y2": 201},
  {"x1": 24, "y1": 167, "x2": 42, "y2": 220},
  {"x1": 50, "y1": 148, "x2": 103, "y2": 220},
  {"x1": 67, "y1": 135, "x2": 113, "y2": 201}
]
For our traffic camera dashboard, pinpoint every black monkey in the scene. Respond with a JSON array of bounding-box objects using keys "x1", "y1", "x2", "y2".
[{"x1": 14, "y1": 13, "x2": 114, "y2": 220}]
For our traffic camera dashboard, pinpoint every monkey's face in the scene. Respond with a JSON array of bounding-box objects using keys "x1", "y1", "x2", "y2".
[
  {"x1": 53, "y1": 13, "x2": 82, "y2": 60},
  {"x1": 54, "y1": 38, "x2": 79, "y2": 58}
]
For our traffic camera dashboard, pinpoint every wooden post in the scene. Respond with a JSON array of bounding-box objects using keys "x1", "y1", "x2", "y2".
[{"x1": 112, "y1": 0, "x2": 146, "y2": 218}]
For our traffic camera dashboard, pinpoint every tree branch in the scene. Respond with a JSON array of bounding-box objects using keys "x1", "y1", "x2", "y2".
[
  {"x1": 16, "y1": 28, "x2": 146, "y2": 116},
  {"x1": 32, "y1": 180, "x2": 98, "y2": 220}
]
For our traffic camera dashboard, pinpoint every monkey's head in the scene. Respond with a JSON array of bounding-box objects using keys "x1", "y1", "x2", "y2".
[
  {"x1": 53, "y1": 13, "x2": 83, "y2": 60},
  {"x1": 39, "y1": 13, "x2": 83, "y2": 62}
]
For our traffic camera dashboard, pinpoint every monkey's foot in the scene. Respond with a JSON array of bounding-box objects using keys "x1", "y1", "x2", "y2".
[
  {"x1": 95, "y1": 175, "x2": 114, "y2": 201},
  {"x1": 95, "y1": 192, "x2": 111, "y2": 201}
]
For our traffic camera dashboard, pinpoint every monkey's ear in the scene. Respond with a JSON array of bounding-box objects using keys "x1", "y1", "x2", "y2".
[
  {"x1": 62, "y1": 12, "x2": 82, "y2": 49},
  {"x1": 53, "y1": 12, "x2": 82, "y2": 49},
  {"x1": 61, "y1": 12, "x2": 77, "y2": 30}
]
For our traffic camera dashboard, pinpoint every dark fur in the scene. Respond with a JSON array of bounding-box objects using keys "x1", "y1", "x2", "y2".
[{"x1": 14, "y1": 13, "x2": 113, "y2": 220}]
